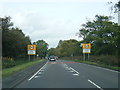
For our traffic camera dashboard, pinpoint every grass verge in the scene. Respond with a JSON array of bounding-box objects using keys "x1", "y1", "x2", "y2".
[
  {"x1": 2, "y1": 59, "x2": 43, "y2": 78},
  {"x1": 62, "y1": 59, "x2": 120, "y2": 71}
]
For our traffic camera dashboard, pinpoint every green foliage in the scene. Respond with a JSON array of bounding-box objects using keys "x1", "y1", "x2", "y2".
[
  {"x1": 78, "y1": 15, "x2": 119, "y2": 56},
  {"x1": 55, "y1": 39, "x2": 82, "y2": 57},
  {"x1": 3, "y1": 59, "x2": 43, "y2": 77},
  {"x1": 2, "y1": 57, "x2": 15, "y2": 69},
  {"x1": 34, "y1": 40, "x2": 48, "y2": 58},
  {"x1": 2, "y1": 57, "x2": 30, "y2": 69},
  {"x1": 47, "y1": 48, "x2": 56, "y2": 56},
  {"x1": 2, "y1": 16, "x2": 31, "y2": 59}
]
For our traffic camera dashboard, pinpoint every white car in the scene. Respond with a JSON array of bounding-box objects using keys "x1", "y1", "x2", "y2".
[{"x1": 49, "y1": 56, "x2": 56, "y2": 61}]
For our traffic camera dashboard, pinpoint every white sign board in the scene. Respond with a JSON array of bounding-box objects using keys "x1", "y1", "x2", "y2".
[
  {"x1": 83, "y1": 49, "x2": 91, "y2": 53},
  {"x1": 28, "y1": 50, "x2": 36, "y2": 55}
]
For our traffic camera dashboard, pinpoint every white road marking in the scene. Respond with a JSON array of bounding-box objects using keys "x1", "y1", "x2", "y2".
[
  {"x1": 70, "y1": 67, "x2": 79, "y2": 74},
  {"x1": 66, "y1": 67, "x2": 69, "y2": 69},
  {"x1": 68, "y1": 68, "x2": 72, "y2": 70},
  {"x1": 34, "y1": 76, "x2": 40, "y2": 78},
  {"x1": 63, "y1": 64, "x2": 80, "y2": 75},
  {"x1": 38, "y1": 72, "x2": 42, "y2": 74},
  {"x1": 28, "y1": 61, "x2": 48, "y2": 81},
  {"x1": 88, "y1": 79, "x2": 103, "y2": 90},
  {"x1": 69, "y1": 70, "x2": 74, "y2": 72},
  {"x1": 73, "y1": 74, "x2": 79, "y2": 76},
  {"x1": 64, "y1": 64, "x2": 68, "y2": 66}
]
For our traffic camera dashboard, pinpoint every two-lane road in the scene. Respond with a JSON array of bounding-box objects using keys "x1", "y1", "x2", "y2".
[{"x1": 16, "y1": 60, "x2": 119, "y2": 89}]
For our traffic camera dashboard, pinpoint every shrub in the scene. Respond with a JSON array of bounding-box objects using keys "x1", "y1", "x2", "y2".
[
  {"x1": 89, "y1": 55, "x2": 119, "y2": 66},
  {"x1": 2, "y1": 57, "x2": 16, "y2": 69}
]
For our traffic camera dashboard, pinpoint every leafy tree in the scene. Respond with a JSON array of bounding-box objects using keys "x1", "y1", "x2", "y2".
[
  {"x1": 2, "y1": 16, "x2": 31, "y2": 59},
  {"x1": 2, "y1": 16, "x2": 13, "y2": 30},
  {"x1": 34, "y1": 40, "x2": 48, "y2": 58},
  {"x1": 55, "y1": 39, "x2": 81, "y2": 57},
  {"x1": 47, "y1": 48, "x2": 56, "y2": 56},
  {"x1": 78, "y1": 15, "x2": 119, "y2": 56}
]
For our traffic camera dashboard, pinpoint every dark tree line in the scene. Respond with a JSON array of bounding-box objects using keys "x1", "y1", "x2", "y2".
[
  {"x1": 2, "y1": 16, "x2": 48, "y2": 59},
  {"x1": 2, "y1": 16, "x2": 31, "y2": 59},
  {"x1": 47, "y1": 39, "x2": 81, "y2": 58}
]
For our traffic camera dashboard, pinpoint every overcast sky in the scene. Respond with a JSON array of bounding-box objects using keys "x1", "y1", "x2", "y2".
[{"x1": 0, "y1": 0, "x2": 118, "y2": 48}]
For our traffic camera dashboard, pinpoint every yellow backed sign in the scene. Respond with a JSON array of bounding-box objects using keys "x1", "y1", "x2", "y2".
[
  {"x1": 27, "y1": 45, "x2": 36, "y2": 55},
  {"x1": 27, "y1": 45, "x2": 36, "y2": 50},
  {"x1": 82, "y1": 43, "x2": 91, "y2": 49}
]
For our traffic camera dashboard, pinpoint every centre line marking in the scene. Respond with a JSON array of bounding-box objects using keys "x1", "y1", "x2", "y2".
[
  {"x1": 88, "y1": 79, "x2": 103, "y2": 90},
  {"x1": 28, "y1": 61, "x2": 48, "y2": 81}
]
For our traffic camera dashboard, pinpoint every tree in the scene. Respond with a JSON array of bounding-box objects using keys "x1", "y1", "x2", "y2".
[
  {"x1": 34, "y1": 40, "x2": 48, "y2": 58},
  {"x1": 47, "y1": 48, "x2": 56, "y2": 56},
  {"x1": 78, "y1": 15, "x2": 119, "y2": 56},
  {"x1": 2, "y1": 16, "x2": 31, "y2": 58},
  {"x1": 55, "y1": 39, "x2": 81, "y2": 57}
]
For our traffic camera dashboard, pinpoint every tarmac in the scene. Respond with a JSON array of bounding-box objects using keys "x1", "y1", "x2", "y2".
[{"x1": 2, "y1": 59, "x2": 47, "y2": 88}]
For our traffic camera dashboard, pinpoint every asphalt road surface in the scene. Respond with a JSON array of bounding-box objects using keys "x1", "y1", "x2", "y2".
[{"x1": 15, "y1": 60, "x2": 119, "y2": 89}]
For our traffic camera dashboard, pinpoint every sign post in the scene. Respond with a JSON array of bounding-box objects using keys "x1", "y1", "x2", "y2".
[
  {"x1": 27, "y1": 45, "x2": 36, "y2": 61},
  {"x1": 82, "y1": 43, "x2": 91, "y2": 60}
]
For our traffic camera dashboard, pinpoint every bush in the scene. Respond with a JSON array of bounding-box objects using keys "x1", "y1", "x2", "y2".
[
  {"x1": 2, "y1": 57, "x2": 39, "y2": 69},
  {"x1": 89, "y1": 55, "x2": 119, "y2": 66},
  {"x1": 61, "y1": 55, "x2": 119, "y2": 66},
  {"x1": 2, "y1": 57, "x2": 16, "y2": 69}
]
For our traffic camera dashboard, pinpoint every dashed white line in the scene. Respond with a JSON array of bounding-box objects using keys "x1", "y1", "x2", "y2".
[
  {"x1": 88, "y1": 79, "x2": 103, "y2": 90},
  {"x1": 69, "y1": 70, "x2": 74, "y2": 72},
  {"x1": 70, "y1": 67, "x2": 79, "y2": 74},
  {"x1": 34, "y1": 76, "x2": 40, "y2": 78},
  {"x1": 73, "y1": 74, "x2": 79, "y2": 76},
  {"x1": 38, "y1": 72, "x2": 42, "y2": 74},
  {"x1": 28, "y1": 61, "x2": 48, "y2": 81}
]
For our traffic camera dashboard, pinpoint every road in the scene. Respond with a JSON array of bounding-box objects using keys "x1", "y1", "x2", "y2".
[{"x1": 15, "y1": 60, "x2": 119, "y2": 89}]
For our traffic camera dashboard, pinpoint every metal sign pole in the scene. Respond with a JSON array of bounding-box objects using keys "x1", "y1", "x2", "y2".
[
  {"x1": 88, "y1": 53, "x2": 89, "y2": 60},
  {"x1": 29, "y1": 55, "x2": 30, "y2": 61},
  {"x1": 34, "y1": 55, "x2": 35, "y2": 61},
  {"x1": 83, "y1": 53, "x2": 85, "y2": 61}
]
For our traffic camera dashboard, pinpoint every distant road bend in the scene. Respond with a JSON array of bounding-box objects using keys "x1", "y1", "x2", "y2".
[{"x1": 15, "y1": 60, "x2": 119, "y2": 89}]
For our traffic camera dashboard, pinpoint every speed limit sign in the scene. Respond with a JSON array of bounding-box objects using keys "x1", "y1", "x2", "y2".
[
  {"x1": 28, "y1": 45, "x2": 36, "y2": 50},
  {"x1": 82, "y1": 43, "x2": 91, "y2": 49},
  {"x1": 30, "y1": 45, "x2": 34, "y2": 50},
  {"x1": 27, "y1": 45, "x2": 36, "y2": 55}
]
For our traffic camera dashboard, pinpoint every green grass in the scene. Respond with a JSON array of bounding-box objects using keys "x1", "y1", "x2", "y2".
[
  {"x1": 62, "y1": 59, "x2": 120, "y2": 71},
  {"x1": 81, "y1": 61, "x2": 120, "y2": 71},
  {"x1": 2, "y1": 59, "x2": 43, "y2": 78}
]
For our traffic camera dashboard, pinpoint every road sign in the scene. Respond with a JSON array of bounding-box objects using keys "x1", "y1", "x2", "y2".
[
  {"x1": 82, "y1": 43, "x2": 91, "y2": 54},
  {"x1": 28, "y1": 50, "x2": 36, "y2": 55},
  {"x1": 83, "y1": 49, "x2": 91, "y2": 53},
  {"x1": 27, "y1": 45, "x2": 36, "y2": 55},
  {"x1": 28, "y1": 45, "x2": 36, "y2": 50},
  {"x1": 82, "y1": 43, "x2": 91, "y2": 49}
]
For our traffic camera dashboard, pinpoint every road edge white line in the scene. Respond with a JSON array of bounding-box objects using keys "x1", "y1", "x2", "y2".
[
  {"x1": 88, "y1": 79, "x2": 103, "y2": 90},
  {"x1": 28, "y1": 61, "x2": 48, "y2": 81}
]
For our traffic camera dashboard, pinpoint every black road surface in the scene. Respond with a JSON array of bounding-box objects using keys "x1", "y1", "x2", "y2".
[{"x1": 15, "y1": 60, "x2": 119, "y2": 89}]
